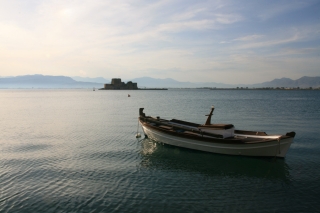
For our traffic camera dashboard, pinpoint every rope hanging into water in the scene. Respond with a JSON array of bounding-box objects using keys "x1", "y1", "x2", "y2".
[
  {"x1": 278, "y1": 136, "x2": 281, "y2": 155},
  {"x1": 136, "y1": 119, "x2": 139, "y2": 133},
  {"x1": 136, "y1": 118, "x2": 141, "y2": 138}
]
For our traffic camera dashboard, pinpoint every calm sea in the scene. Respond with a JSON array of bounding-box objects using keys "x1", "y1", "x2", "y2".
[{"x1": 0, "y1": 89, "x2": 319, "y2": 213}]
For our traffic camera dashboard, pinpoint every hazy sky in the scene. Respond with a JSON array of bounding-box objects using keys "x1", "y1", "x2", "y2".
[{"x1": 1, "y1": 0, "x2": 319, "y2": 84}]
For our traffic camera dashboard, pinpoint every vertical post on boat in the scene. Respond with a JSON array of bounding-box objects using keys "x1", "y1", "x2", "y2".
[{"x1": 205, "y1": 105, "x2": 215, "y2": 125}]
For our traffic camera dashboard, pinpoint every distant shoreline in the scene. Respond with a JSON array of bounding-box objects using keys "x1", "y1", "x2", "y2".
[
  {"x1": 205, "y1": 87, "x2": 318, "y2": 90},
  {"x1": 1, "y1": 75, "x2": 320, "y2": 89},
  {"x1": 1, "y1": 87, "x2": 319, "y2": 90},
  {"x1": 138, "y1": 88, "x2": 168, "y2": 90},
  {"x1": 98, "y1": 88, "x2": 168, "y2": 90}
]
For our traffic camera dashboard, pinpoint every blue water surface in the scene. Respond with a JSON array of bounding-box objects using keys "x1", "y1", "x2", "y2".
[{"x1": 0, "y1": 89, "x2": 319, "y2": 212}]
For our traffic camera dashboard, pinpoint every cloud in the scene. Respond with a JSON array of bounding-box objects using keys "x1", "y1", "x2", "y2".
[
  {"x1": 236, "y1": 33, "x2": 301, "y2": 49},
  {"x1": 275, "y1": 48, "x2": 320, "y2": 57},
  {"x1": 172, "y1": 8, "x2": 207, "y2": 21},
  {"x1": 0, "y1": 0, "x2": 319, "y2": 84},
  {"x1": 214, "y1": 13, "x2": 243, "y2": 24},
  {"x1": 0, "y1": 0, "x2": 244, "y2": 57},
  {"x1": 158, "y1": 19, "x2": 215, "y2": 32},
  {"x1": 233, "y1": 34, "x2": 265, "y2": 41},
  {"x1": 235, "y1": 24, "x2": 320, "y2": 50},
  {"x1": 258, "y1": 0, "x2": 318, "y2": 21}
]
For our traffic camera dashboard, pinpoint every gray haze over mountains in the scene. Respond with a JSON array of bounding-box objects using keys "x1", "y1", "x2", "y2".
[
  {"x1": 71, "y1": 76, "x2": 109, "y2": 84},
  {"x1": 0, "y1": 75, "x2": 319, "y2": 89},
  {"x1": 129, "y1": 76, "x2": 320, "y2": 88},
  {"x1": 0, "y1": 75, "x2": 102, "y2": 88}
]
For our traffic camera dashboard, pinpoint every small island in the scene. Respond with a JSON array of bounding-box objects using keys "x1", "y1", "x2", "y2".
[
  {"x1": 99, "y1": 78, "x2": 138, "y2": 90},
  {"x1": 99, "y1": 78, "x2": 167, "y2": 90}
]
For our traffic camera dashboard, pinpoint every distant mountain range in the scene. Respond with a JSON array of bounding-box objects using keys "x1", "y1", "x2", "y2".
[
  {"x1": 130, "y1": 76, "x2": 320, "y2": 88},
  {"x1": 0, "y1": 74, "x2": 103, "y2": 88},
  {"x1": 251, "y1": 76, "x2": 320, "y2": 88},
  {"x1": 71, "y1": 76, "x2": 110, "y2": 83},
  {"x1": 0, "y1": 75, "x2": 319, "y2": 89},
  {"x1": 129, "y1": 77, "x2": 230, "y2": 88}
]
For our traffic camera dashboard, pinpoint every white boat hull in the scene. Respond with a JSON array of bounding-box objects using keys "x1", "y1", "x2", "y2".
[{"x1": 141, "y1": 122, "x2": 293, "y2": 157}]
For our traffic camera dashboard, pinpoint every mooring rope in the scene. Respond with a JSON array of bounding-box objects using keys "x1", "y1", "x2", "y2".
[
  {"x1": 278, "y1": 136, "x2": 281, "y2": 155},
  {"x1": 136, "y1": 118, "x2": 143, "y2": 139},
  {"x1": 273, "y1": 136, "x2": 282, "y2": 158},
  {"x1": 136, "y1": 118, "x2": 140, "y2": 135}
]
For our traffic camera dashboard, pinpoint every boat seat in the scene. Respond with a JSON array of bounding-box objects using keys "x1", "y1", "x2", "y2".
[
  {"x1": 158, "y1": 125, "x2": 173, "y2": 130},
  {"x1": 234, "y1": 130, "x2": 267, "y2": 136},
  {"x1": 200, "y1": 124, "x2": 234, "y2": 130},
  {"x1": 170, "y1": 119, "x2": 200, "y2": 127}
]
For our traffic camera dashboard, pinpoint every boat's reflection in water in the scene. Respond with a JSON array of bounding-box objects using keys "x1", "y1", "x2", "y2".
[{"x1": 139, "y1": 138, "x2": 291, "y2": 181}]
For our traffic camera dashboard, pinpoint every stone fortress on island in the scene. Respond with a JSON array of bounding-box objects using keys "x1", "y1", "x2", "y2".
[
  {"x1": 99, "y1": 78, "x2": 168, "y2": 90},
  {"x1": 101, "y1": 78, "x2": 138, "y2": 90}
]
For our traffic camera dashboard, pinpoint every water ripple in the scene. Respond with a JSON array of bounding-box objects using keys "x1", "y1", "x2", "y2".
[{"x1": 0, "y1": 89, "x2": 319, "y2": 213}]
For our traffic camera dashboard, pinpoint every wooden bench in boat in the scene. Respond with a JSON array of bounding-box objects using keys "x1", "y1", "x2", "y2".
[{"x1": 171, "y1": 119, "x2": 234, "y2": 130}]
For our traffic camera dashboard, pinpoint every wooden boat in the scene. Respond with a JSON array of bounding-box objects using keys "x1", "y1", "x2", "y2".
[{"x1": 138, "y1": 106, "x2": 295, "y2": 157}]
